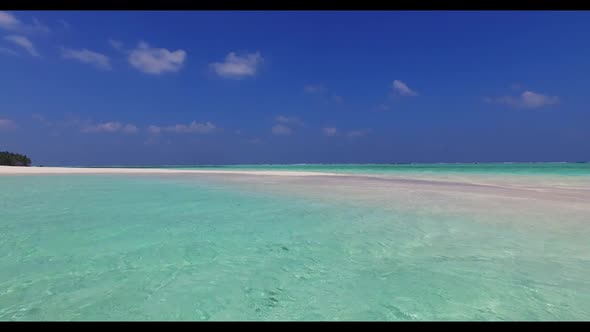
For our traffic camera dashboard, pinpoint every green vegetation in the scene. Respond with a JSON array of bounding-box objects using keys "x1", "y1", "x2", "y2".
[{"x1": 0, "y1": 151, "x2": 32, "y2": 166}]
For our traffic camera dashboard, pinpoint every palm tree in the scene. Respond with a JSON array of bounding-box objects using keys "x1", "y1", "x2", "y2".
[{"x1": 0, "y1": 151, "x2": 32, "y2": 166}]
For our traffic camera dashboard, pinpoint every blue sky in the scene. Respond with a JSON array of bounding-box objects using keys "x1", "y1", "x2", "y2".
[{"x1": 0, "y1": 11, "x2": 589, "y2": 165}]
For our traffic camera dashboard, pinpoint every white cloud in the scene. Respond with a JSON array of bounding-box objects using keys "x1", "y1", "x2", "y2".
[
  {"x1": 392, "y1": 80, "x2": 418, "y2": 96},
  {"x1": 38, "y1": 114, "x2": 87, "y2": 130},
  {"x1": 4, "y1": 35, "x2": 39, "y2": 57},
  {"x1": 61, "y1": 48, "x2": 111, "y2": 70},
  {"x1": 210, "y1": 51, "x2": 263, "y2": 79},
  {"x1": 148, "y1": 121, "x2": 220, "y2": 134},
  {"x1": 122, "y1": 124, "x2": 138, "y2": 134},
  {"x1": 271, "y1": 124, "x2": 292, "y2": 136},
  {"x1": 485, "y1": 90, "x2": 559, "y2": 109},
  {"x1": 276, "y1": 115, "x2": 303, "y2": 126},
  {"x1": 333, "y1": 95, "x2": 344, "y2": 103},
  {"x1": 0, "y1": 11, "x2": 49, "y2": 34},
  {"x1": 147, "y1": 125, "x2": 162, "y2": 135},
  {"x1": 521, "y1": 91, "x2": 559, "y2": 108},
  {"x1": 0, "y1": 118, "x2": 16, "y2": 131},
  {"x1": 347, "y1": 129, "x2": 372, "y2": 137},
  {"x1": 128, "y1": 41, "x2": 186, "y2": 74},
  {"x1": 30, "y1": 115, "x2": 102, "y2": 136},
  {"x1": 304, "y1": 84, "x2": 324, "y2": 93},
  {"x1": 164, "y1": 121, "x2": 218, "y2": 134},
  {"x1": 81, "y1": 122, "x2": 122, "y2": 133},
  {"x1": 81, "y1": 121, "x2": 138, "y2": 134},
  {"x1": 109, "y1": 39, "x2": 123, "y2": 51},
  {"x1": 0, "y1": 11, "x2": 19, "y2": 30},
  {"x1": 322, "y1": 127, "x2": 338, "y2": 136},
  {"x1": 0, "y1": 47, "x2": 17, "y2": 56}
]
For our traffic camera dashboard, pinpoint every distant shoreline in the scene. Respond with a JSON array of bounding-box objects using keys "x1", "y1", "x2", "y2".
[
  {"x1": 2, "y1": 165, "x2": 589, "y2": 204},
  {"x1": 37, "y1": 161, "x2": 590, "y2": 168},
  {"x1": 2, "y1": 163, "x2": 589, "y2": 177},
  {"x1": 0, "y1": 165, "x2": 342, "y2": 177}
]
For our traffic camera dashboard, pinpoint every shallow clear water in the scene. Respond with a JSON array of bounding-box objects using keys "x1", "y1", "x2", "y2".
[{"x1": 1, "y1": 171, "x2": 590, "y2": 321}]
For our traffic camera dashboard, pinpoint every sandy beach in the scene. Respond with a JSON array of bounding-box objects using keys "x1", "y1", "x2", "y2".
[
  {"x1": 3, "y1": 165, "x2": 589, "y2": 206},
  {"x1": 0, "y1": 166, "x2": 341, "y2": 177}
]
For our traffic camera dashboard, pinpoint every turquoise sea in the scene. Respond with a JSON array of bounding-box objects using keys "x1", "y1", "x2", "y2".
[{"x1": 1, "y1": 163, "x2": 590, "y2": 320}]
